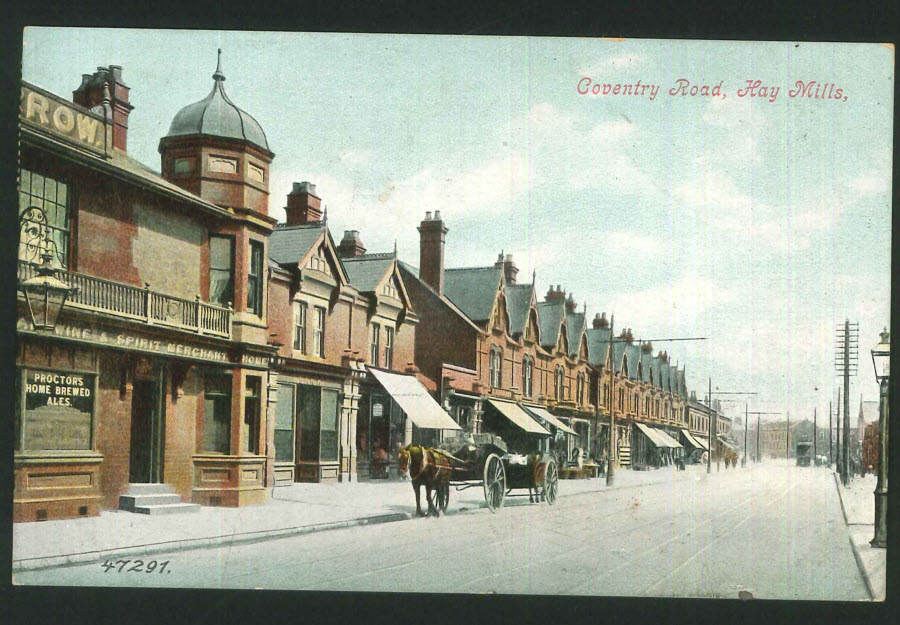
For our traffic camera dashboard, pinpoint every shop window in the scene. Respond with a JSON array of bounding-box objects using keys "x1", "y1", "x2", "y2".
[
  {"x1": 385, "y1": 327, "x2": 394, "y2": 370},
  {"x1": 294, "y1": 302, "x2": 307, "y2": 353},
  {"x1": 297, "y1": 385, "x2": 340, "y2": 463},
  {"x1": 209, "y1": 235, "x2": 234, "y2": 307},
  {"x1": 247, "y1": 240, "x2": 264, "y2": 316},
  {"x1": 203, "y1": 373, "x2": 232, "y2": 453},
  {"x1": 243, "y1": 377, "x2": 261, "y2": 454},
  {"x1": 17, "y1": 368, "x2": 95, "y2": 451},
  {"x1": 365, "y1": 394, "x2": 406, "y2": 466},
  {"x1": 555, "y1": 367, "x2": 565, "y2": 402},
  {"x1": 371, "y1": 323, "x2": 380, "y2": 366},
  {"x1": 314, "y1": 307, "x2": 326, "y2": 357},
  {"x1": 18, "y1": 168, "x2": 70, "y2": 268},
  {"x1": 274, "y1": 383, "x2": 295, "y2": 463}
]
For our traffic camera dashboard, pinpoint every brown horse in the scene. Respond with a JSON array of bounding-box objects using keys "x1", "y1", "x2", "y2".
[{"x1": 398, "y1": 445, "x2": 451, "y2": 517}]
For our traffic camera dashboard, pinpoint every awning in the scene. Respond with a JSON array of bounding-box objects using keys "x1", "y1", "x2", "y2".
[
  {"x1": 717, "y1": 436, "x2": 738, "y2": 451},
  {"x1": 680, "y1": 428, "x2": 705, "y2": 450},
  {"x1": 652, "y1": 427, "x2": 683, "y2": 449},
  {"x1": 367, "y1": 367, "x2": 461, "y2": 430},
  {"x1": 693, "y1": 435, "x2": 710, "y2": 451},
  {"x1": 635, "y1": 422, "x2": 669, "y2": 448},
  {"x1": 487, "y1": 399, "x2": 550, "y2": 435},
  {"x1": 522, "y1": 405, "x2": 577, "y2": 435}
]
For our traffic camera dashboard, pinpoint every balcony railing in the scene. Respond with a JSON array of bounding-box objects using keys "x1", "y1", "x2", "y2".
[{"x1": 18, "y1": 261, "x2": 232, "y2": 338}]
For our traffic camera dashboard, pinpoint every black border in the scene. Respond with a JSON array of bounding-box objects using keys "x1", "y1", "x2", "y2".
[{"x1": 2, "y1": 2, "x2": 898, "y2": 625}]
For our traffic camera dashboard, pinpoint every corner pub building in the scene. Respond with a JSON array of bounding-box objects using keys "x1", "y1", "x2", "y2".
[{"x1": 14, "y1": 57, "x2": 278, "y2": 522}]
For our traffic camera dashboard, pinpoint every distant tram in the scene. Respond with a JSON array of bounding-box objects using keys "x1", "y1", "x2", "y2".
[{"x1": 796, "y1": 442, "x2": 813, "y2": 467}]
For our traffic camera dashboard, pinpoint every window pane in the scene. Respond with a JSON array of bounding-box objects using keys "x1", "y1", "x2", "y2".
[
  {"x1": 298, "y1": 385, "x2": 321, "y2": 461},
  {"x1": 203, "y1": 374, "x2": 231, "y2": 453},
  {"x1": 320, "y1": 389, "x2": 339, "y2": 461},
  {"x1": 31, "y1": 172, "x2": 44, "y2": 198},
  {"x1": 274, "y1": 383, "x2": 295, "y2": 463},
  {"x1": 210, "y1": 236, "x2": 233, "y2": 270}
]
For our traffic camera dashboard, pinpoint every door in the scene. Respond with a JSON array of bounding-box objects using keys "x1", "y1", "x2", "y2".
[{"x1": 129, "y1": 366, "x2": 166, "y2": 483}]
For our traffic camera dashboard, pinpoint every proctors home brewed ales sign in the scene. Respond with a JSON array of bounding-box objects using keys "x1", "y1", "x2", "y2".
[
  {"x1": 19, "y1": 82, "x2": 110, "y2": 155},
  {"x1": 22, "y1": 370, "x2": 95, "y2": 450}
]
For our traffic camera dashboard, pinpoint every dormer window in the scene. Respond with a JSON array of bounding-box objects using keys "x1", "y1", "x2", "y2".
[
  {"x1": 382, "y1": 280, "x2": 398, "y2": 299},
  {"x1": 307, "y1": 244, "x2": 330, "y2": 274}
]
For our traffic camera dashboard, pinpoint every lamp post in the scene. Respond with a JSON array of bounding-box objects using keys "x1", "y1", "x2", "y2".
[
  {"x1": 870, "y1": 329, "x2": 889, "y2": 548},
  {"x1": 18, "y1": 207, "x2": 76, "y2": 332}
]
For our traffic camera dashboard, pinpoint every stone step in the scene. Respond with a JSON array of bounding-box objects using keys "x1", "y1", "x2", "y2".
[
  {"x1": 132, "y1": 503, "x2": 201, "y2": 515},
  {"x1": 123, "y1": 483, "x2": 175, "y2": 496},
  {"x1": 119, "y1": 494, "x2": 183, "y2": 510}
]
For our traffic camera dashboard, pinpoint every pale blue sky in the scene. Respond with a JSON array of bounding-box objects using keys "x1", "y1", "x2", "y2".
[{"x1": 21, "y1": 29, "x2": 893, "y2": 424}]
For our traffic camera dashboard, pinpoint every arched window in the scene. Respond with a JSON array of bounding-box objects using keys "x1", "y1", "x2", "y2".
[
  {"x1": 522, "y1": 357, "x2": 534, "y2": 398},
  {"x1": 576, "y1": 373, "x2": 585, "y2": 405},
  {"x1": 633, "y1": 392, "x2": 639, "y2": 413},
  {"x1": 555, "y1": 366, "x2": 564, "y2": 402},
  {"x1": 490, "y1": 347, "x2": 503, "y2": 388}
]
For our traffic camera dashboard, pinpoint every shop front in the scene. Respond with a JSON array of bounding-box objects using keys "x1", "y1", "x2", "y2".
[
  {"x1": 480, "y1": 398, "x2": 550, "y2": 455},
  {"x1": 14, "y1": 310, "x2": 273, "y2": 521},
  {"x1": 356, "y1": 367, "x2": 461, "y2": 480}
]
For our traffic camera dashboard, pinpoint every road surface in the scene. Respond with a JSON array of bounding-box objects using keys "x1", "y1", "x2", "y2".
[{"x1": 15, "y1": 464, "x2": 869, "y2": 600}]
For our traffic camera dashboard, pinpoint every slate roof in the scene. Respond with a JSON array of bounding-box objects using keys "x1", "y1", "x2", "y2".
[
  {"x1": 660, "y1": 361, "x2": 671, "y2": 391},
  {"x1": 638, "y1": 350, "x2": 653, "y2": 383},
  {"x1": 566, "y1": 312, "x2": 586, "y2": 359},
  {"x1": 268, "y1": 224, "x2": 325, "y2": 266},
  {"x1": 624, "y1": 343, "x2": 641, "y2": 380},
  {"x1": 586, "y1": 327, "x2": 612, "y2": 367},
  {"x1": 611, "y1": 340, "x2": 627, "y2": 374},
  {"x1": 651, "y1": 357, "x2": 663, "y2": 388},
  {"x1": 442, "y1": 266, "x2": 502, "y2": 323},
  {"x1": 342, "y1": 253, "x2": 396, "y2": 293},
  {"x1": 537, "y1": 300, "x2": 566, "y2": 349},
  {"x1": 506, "y1": 283, "x2": 534, "y2": 336}
]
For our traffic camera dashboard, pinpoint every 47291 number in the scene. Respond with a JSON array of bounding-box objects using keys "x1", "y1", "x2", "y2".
[{"x1": 100, "y1": 559, "x2": 170, "y2": 574}]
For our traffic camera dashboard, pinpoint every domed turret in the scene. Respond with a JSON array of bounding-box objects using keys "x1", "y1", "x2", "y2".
[
  {"x1": 159, "y1": 50, "x2": 274, "y2": 216},
  {"x1": 165, "y1": 50, "x2": 269, "y2": 152}
]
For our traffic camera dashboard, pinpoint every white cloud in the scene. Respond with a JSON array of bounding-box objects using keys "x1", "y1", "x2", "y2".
[
  {"x1": 338, "y1": 150, "x2": 371, "y2": 167},
  {"x1": 602, "y1": 230, "x2": 661, "y2": 258},
  {"x1": 577, "y1": 53, "x2": 643, "y2": 76},
  {"x1": 606, "y1": 274, "x2": 736, "y2": 330}
]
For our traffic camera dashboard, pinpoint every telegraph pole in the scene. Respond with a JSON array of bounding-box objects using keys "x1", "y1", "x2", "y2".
[
  {"x1": 743, "y1": 403, "x2": 749, "y2": 467},
  {"x1": 607, "y1": 315, "x2": 616, "y2": 487},
  {"x1": 756, "y1": 414, "x2": 761, "y2": 462},
  {"x1": 813, "y1": 407, "x2": 817, "y2": 464},
  {"x1": 829, "y1": 400, "x2": 833, "y2": 466},
  {"x1": 836, "y1": 389, "x2": 842, "y2": 476},
  {"x1": 836, "y1": 319, "x2": 858, "y2": 486},
  {"x1": 707, "y1": 377, "x2": 712, "y2": 474},
  {"x1": 787, "y1": 411, "x2": 791, "y2": 460}
]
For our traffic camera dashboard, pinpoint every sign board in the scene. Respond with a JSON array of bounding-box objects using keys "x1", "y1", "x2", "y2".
[
  {"x1": 23, "y1": 369, "x2": 95, "y2": 450},
  {"x1": 20, "y1": 82, "x2": 111, "y2": 156}
]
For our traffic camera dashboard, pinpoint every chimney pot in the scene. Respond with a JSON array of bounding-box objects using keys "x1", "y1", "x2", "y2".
[
  {"x1": 418, "y1": 211, "x2": 448, "y2": 294},
  {"x1": 434, "y1": 210, "x2": 441, "y2": 220},
  {"x1": 285, "y1": 181, "x2": 323, "y2": 226},
  {"x1": 425, "y1": 211, "x2": 432, "y2": 220}
]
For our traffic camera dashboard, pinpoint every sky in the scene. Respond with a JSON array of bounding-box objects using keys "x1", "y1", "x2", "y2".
[{"x1": 20, "y1": 29, "x2": 893, "y2": 425}]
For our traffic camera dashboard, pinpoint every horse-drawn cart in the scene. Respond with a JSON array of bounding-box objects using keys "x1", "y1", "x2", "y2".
[{"x1": 401, "y1": 433, "x2": 559, "y2": 516}]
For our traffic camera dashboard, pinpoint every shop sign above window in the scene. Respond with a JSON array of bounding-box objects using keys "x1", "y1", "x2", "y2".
[{"x1": 20, "y1": 83, "x2": 111, "y2": 156}]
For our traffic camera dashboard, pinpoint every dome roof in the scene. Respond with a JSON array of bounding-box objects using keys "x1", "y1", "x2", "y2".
[{"x1": 165, "y1": 50, "x2": 270, "y2": 153}]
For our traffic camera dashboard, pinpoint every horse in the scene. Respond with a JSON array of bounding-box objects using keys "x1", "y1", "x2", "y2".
[{"x1": 398, "y1": 445, "x2": 451, "y2": 517}]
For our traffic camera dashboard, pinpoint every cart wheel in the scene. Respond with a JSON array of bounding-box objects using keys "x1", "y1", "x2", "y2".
[
  {"x1": 483, "y1": 454, "x2": 506, "y2": 512},
  {"x1": 542, "y1": 459, "x2": 559, "y2": 505}
]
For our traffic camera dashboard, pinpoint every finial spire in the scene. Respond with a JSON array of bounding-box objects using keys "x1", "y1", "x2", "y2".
[
  {"x1": 323, "y1": 204, "x2": 328, "y2": 225},
  {"x1": 393, "y1": 239, "x2": 398, "y2": 257},
  {"x1": 213, "y1": 48, "x2": 225, "y2": 82},
  {"x1": 532, "y1": 268, "x2": 536, "y2": 284}
]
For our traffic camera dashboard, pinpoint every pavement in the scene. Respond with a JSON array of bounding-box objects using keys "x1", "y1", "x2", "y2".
[
  {"x1": 14, "y1": 462, "x2": 869, "y2": 600},
  {"x1": 832, "y1": 470, "x2": 886, "y2": 601},
  {"x1": 12, "y1": 461, "x2": 711, "y2": 572}
]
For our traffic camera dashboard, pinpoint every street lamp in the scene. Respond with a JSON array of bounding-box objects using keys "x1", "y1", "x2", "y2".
[
  {"x1": 18, "y1": 206, "x2": 76, "y2": 332},
  {"x1": 870, "y1": 328, "x2": 889, "y2": 548}
]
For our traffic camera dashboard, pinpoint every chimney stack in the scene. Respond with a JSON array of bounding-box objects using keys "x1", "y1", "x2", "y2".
[
  {"x1": 418, "y1": 211, "x2": 448, "y2": 295},
  {"x1": 285, "y1": 182, "x2": 323, "y2": 226},
  {"x1": 658, "y1": 350, "x2": 669, "y2": 363},
  {"x1": 641, "y1": 341, "x2": 653, "y2": 353},
  {"x1": 494, "y1": 253, "x2": 519, "y2": 286},
  {"x1": 338, "y1": 230, "x2": 366, "y2": 258},
  {"x1": 565, "y1": 293, "x2": 577, "y2": 313},
  {"x1": 545, "y1": 284, "x2": 566, "y2": 303},
  {"x1": 592, "y1": 312, "x2": 609, "y2": 329},
  {"x1": 73, "y1": 65, "x2": 133, "y2": 151}
]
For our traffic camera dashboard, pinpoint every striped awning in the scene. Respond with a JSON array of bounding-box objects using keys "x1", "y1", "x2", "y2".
[
  {"x1": 652, "y1": 427, "x2": 683, "y2": 449},
  {"x1": 693, "y1": 435, "x2": 710, "y2": 451},
  {"x1": 367, "y1": 368, "x2": 461, "y2": 430},
  {"x1": 487, "y1": 399, "x2": 550, "y2": 435},
  {"x1": 635, "y1": 422, "x2": 682, "y2": 449},
  {"x1": 680, "y1": 428, "x2": 705, "y2": 450},
  {"x1": 521, "y1": 405, "x2": 577, "y2": 435}
]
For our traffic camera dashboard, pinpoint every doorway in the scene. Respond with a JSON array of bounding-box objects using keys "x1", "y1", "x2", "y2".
[{"x1": 129, "y1": 364, "x2": 166, "y2": 483}]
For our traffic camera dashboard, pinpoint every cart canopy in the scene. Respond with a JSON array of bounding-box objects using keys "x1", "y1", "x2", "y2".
[{"x1": 367, "y1": 367, "x2": 462, "y2": 430}]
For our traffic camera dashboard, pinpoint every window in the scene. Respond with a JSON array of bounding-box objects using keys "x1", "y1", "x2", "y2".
[
  {"x1": 555, "y1": 367, "x2": 565, "y2": 402},
  {"x1": 203, "y1": 373, "x2": 232, "y2": 453},
  {"x1": 618, "y1": 388, "x2": 625, "y2": 411},
  {"x1": 247, "y1": 240, "x2": 264, "y2": 316},
  {"x1": 314, "y1": 307, "x2": 326, "y2": 357},
  {"x1": 382, "y1": 280, "x2": 398, "y2": 299},
  {"x1": 371, "y1": 323, "x2": 380, "y2": 366},
  {"x1": 18, "y1": 169, "x2": 70, "y2": 268},
  {"x1": 274, "y1": 383, "x2": 295, "y2": 463},
  {"x1": 522, "y1": 357, "x2": 534, "y2": 398},
  {"x1": 298, "y1": 384, "x2": 340, "y2": 463},
  {"x1": 18, "y1": 368, "x2": 95, "y2": 451},
  {"x1": 577, "y1": 374, "x2": 586, "y2": 405},
  {"x1": 294, "y1": 302, "x2": 307, "y2": 353},
  {"x1": 490, "y1": 348, "x2": 503, "y2": 388},
  {"x1": 385, "y1": 327, "x2": 394, "y2": 369},
  {"x1": 209, "y1": 235, "x2": 234, "y2": 307},
  {"x1": 243, "y1": 377, "x2": 261, "y2": 454}
]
